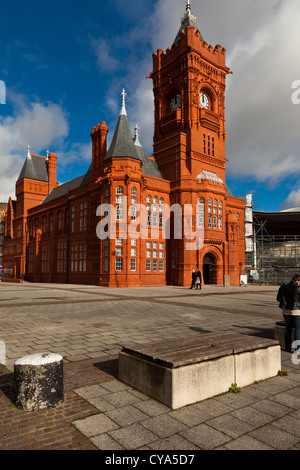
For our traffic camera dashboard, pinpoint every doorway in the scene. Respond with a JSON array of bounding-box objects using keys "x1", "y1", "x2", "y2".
[{"x1": 203, "y1": 254, "x2": 214, "y2": 284}]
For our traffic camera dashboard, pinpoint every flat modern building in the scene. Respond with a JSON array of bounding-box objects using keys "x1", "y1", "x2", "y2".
[{"x1": 3, "y1": 3, "x2": 245, "y2": 287}]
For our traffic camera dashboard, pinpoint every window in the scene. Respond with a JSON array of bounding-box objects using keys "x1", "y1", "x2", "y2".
[
  {"x1": 214, "y1": 199, "x2": 218, "y2": 206},
  {"x1": 42, "y1": 217, "x2": 47, "y2": 234},
  {"x1": 208, "y1": 135, "x2": 211, "y2": 156},
  {"x1": 208, "y1": 214, "x2": 212, "y2": 228},
  {"x1": 147, "y1": 211, "x2": 151, "y2": 226},
  {"x1": 213, "y1": 215, "x2": 218, "y2": 229},
  {"x1": 159, "y1": 251, "x2": 164, "y2": 259},
  {"x1": 153, "y1": 250, "x2": 158, "y2": 258},
  {"x1": 41, "y1": 244, "x2": 50, "y2": 273},
  {"x1": 146, "y1": 242, "x2": 152, "y2": 248},
  {"x1": 159, "y1": 242, "x2": 164, "y2": 250},
  {"x1": 131, "y1": 187, "x2": 137, "y2": 196},
  {"x1": 131, "y1": 197, "x2": 137, "y2": 205},
  {"x1": 146, "y1": 259, "x2": 151, "y2": 271},
  {"x1": 159, "y1": 198, "x2": 164, "y2": 205},
  {"x1": 50, "y1": 213, "x2": 55, "y2": 229},
  {"x1": 116, "y1": 258, "x2": 123, "y2": 271},
  {"x1": 58, "y1": 211, "x2": 64, "y2": 230},
  {"x1": 131, "y1": 247, "x2": 136, "y2": 256},
  {"x1": 212, "y1": 137, "x2": 215, "y2": 157},
  {"x1": 104, "y1": 257, "x2": 109, "y2": 271},
  {"x1": 131, "y1": 258, "x2": 136, "y2": 271},
  {"x1": 71, "y1": 207, "x2": 75, "y2": 232},
  {"x1": 203, "y1": 134, "x2": 206, "y2": 154},
  {"x1": 208, "y1": 198, "x2": 212, "y2": 206},
  {"x1": 116, "y1": 238, "x2": 123, "y2": 245},
  {"x1": 116, "y1": 205, "x2": 123, "y2": 221},
  {"x1": 131, "y1": 239, "x2": 137, "y2": 246},
  {"x1": 116, "y1": 186, "x2": 123, "y2": 195},
  {"x1": 219, "y1": 217, "x2": 223, "y2": 230},
  {"x1": 153, "y1": 196, "x2": 158, "y2": 204},
  {"x1": 147, "y1": 195, "x2": 152, "y2": 203},
  {"x1": 159, "y1": 213, "x2": 164, "y2": 227},
  {"x1": 198, "y1": 197, "x2": 205, "y2": 205},
  {"x1": 153, "y1": 242, "x2": 158, "y2": 249},
  {"x1": 153, "y1": 259, "x2": 158, "y2": 271},
  {"x1": 147, "y1": 250, "x2": 152, "y2": 258},
  {"x1": 115, "y1": 247, "x2": 123, "y2": 257},
  {"x1": 219, "y1": 200, "x2": 223, "y2": 207},
  {"x1": 57, "y1": 241, "x2": 67, "y2": 273},
  {"x1": 159, "y1": 260, "x2": 164, "y2": 271},
  {"x1": 28, "y1": 246, "x2": 36, "y2": 273},
  {"x1": 131, "y1": 206, "x2": 137, "y2": 221},
  {"x1": 116, "y1": 195, "x2": 123, "y2": 203},
  {"x1": 79, "y1": 202, "x2": 87, "y2": 230},
  {"x1": 153, "y1": 212, "x2": 158, "y2": 227}
]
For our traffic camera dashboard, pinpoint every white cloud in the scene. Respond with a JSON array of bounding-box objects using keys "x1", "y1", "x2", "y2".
[
  {"x1": 91, "y1": 37, "x2": 120, "y2": 72},
  {"x1": 280, "y1": 187, "x2": 300, "y2": 210},
  {"x1": 0, "y1": 100, "x2": 69, "y2": 201}
]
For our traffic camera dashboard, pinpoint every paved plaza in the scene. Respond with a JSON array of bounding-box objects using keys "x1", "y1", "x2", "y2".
[{"x1": 0, "y1": 281, "x2": 300, "y2": 451}]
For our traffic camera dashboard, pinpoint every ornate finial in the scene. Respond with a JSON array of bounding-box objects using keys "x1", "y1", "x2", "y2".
[
  {"x1": 120, "y1": 88, "x2": 127, "y2": 116},
  {"x1": 46, "y1": 149, "x2": 50, "y2": 160},
  {"x1": 186, "y1": 0, "x2": 191, "y2": 12},
  {"x1": 133, "y1": 124, "x2": 141, "y2": 147},
  {"x1": 27, "y1": 144, "x2": 31, "y2": 159}
]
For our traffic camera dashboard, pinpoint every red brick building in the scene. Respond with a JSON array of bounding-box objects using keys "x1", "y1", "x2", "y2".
[{"x1": 3, "y1": 4, "x2": 245, "y2": 287}]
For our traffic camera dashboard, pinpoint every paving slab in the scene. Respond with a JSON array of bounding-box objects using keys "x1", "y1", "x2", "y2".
[{"x1": 1, "y1": 283, "x2": 300, "y2": 451}]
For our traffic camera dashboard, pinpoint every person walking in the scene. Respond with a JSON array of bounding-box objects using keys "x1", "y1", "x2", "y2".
[
  {"x1": 277, "y1": 273, "x2": 300, "y2": 352},
  {"x1": 196, "y1": 268, "x2": 202, "y2": 290},
  {"x1": 189, "y1": 268, "x2": 197, "y2": 289}
]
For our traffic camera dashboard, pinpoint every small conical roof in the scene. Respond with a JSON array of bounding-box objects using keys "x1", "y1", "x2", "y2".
[{"x1": 104, "y1": 90, "x2": 142, "y2": 162}]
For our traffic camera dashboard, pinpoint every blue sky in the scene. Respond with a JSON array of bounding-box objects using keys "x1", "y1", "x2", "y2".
[{"x1": 0, "y1": 0, "x2": 300, "y2": 211}]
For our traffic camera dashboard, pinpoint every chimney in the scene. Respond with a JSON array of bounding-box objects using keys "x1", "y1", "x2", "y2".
[
  {"x1": 91, "y1": 121, "x2": 108, "y2": 178},
  {"x1": 48, "y1": 152, "x2": 58, "y2": 191}
]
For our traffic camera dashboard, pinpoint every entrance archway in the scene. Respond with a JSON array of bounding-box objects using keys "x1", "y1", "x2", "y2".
[{"x1": 203, "y1": 253, "x2": 215, "y2": 285}]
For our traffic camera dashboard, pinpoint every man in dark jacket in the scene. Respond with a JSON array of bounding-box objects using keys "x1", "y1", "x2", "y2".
[
  {"x1": 277, "y1": 273, "x2": 300, "y2": 352},
  {"x1": 189, "y1": 269, "x2": 197, "y2": 289}
]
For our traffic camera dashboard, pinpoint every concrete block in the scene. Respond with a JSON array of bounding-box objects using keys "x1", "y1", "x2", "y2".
[
  {"x1": 119, "y1": 333, "x2": 281, "y2": 410},
  {"x1": 234, "y1": 345, "x2": 281, "y2": 388}
]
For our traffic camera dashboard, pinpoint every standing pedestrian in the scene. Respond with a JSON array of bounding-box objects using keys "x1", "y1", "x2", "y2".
[
  {"x1": 196, "y1": 268, "x2": 202, "y2": 290},
  {"x1": 189, "y1": 268, "x2": 196, "y2": 289},
  {"x1": 277, "y1": 273, "x2": 300, "y2": 352}
]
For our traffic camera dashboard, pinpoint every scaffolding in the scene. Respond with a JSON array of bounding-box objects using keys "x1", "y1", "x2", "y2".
[{"x1": 244, "y1": 207, "x2": 300, "y2": 285}]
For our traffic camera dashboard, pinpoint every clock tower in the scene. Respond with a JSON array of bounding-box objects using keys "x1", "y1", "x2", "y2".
[{"x1": 148, "y1": 2, "x2": 243, "y2": 286}]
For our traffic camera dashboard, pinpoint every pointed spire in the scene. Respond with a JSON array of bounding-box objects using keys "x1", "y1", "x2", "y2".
[
  {"x1": 27, "y1": 144, "x2": 31, "y2": 160},
  {"x1": 173, "y1": 0, "x2": 201, "y2": 44},
  {"x1": 46, "y1": 149, "x2": 50, "y2": 160},
  {"x1": 120, "y1": 88, "x2": 127, "y2": 116}
]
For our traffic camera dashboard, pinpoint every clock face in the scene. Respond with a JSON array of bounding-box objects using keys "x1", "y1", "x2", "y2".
[
  {"x1": 200, "y1": 92, "x2": 210, "y2": 109},
  {"x1": 170, "y1": 94, "x2": 181, "y2": 111}
]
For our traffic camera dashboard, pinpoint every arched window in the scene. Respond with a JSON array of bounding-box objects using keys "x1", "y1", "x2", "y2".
[
  {"x1": 153, "y1": 196, "x2": 158, "y2": 204},
  {"x1": 208, "y1": 198, "x2": 212, "y2": 206},
  {"x1": 131, "y1": 187, "x2": 137, "y2": 196},
  {"x1": 159, "y1": 198, "x2": 164, "y2": 205},
  {"x1": 147, "y1": 195, "x2": 152, "y2": 203},
  {"x1": 116, "y1": 186, "x2": 123, "y2": 195},
  {"x1": 198, "y1": 197, "x2": 205, "y2": 205},
  {"x1": 219, "y1": 200, "x2": 223, "y2": 207},
  {"x1": 214, "y1": 199, "x2": 218, "y2": 206}
]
